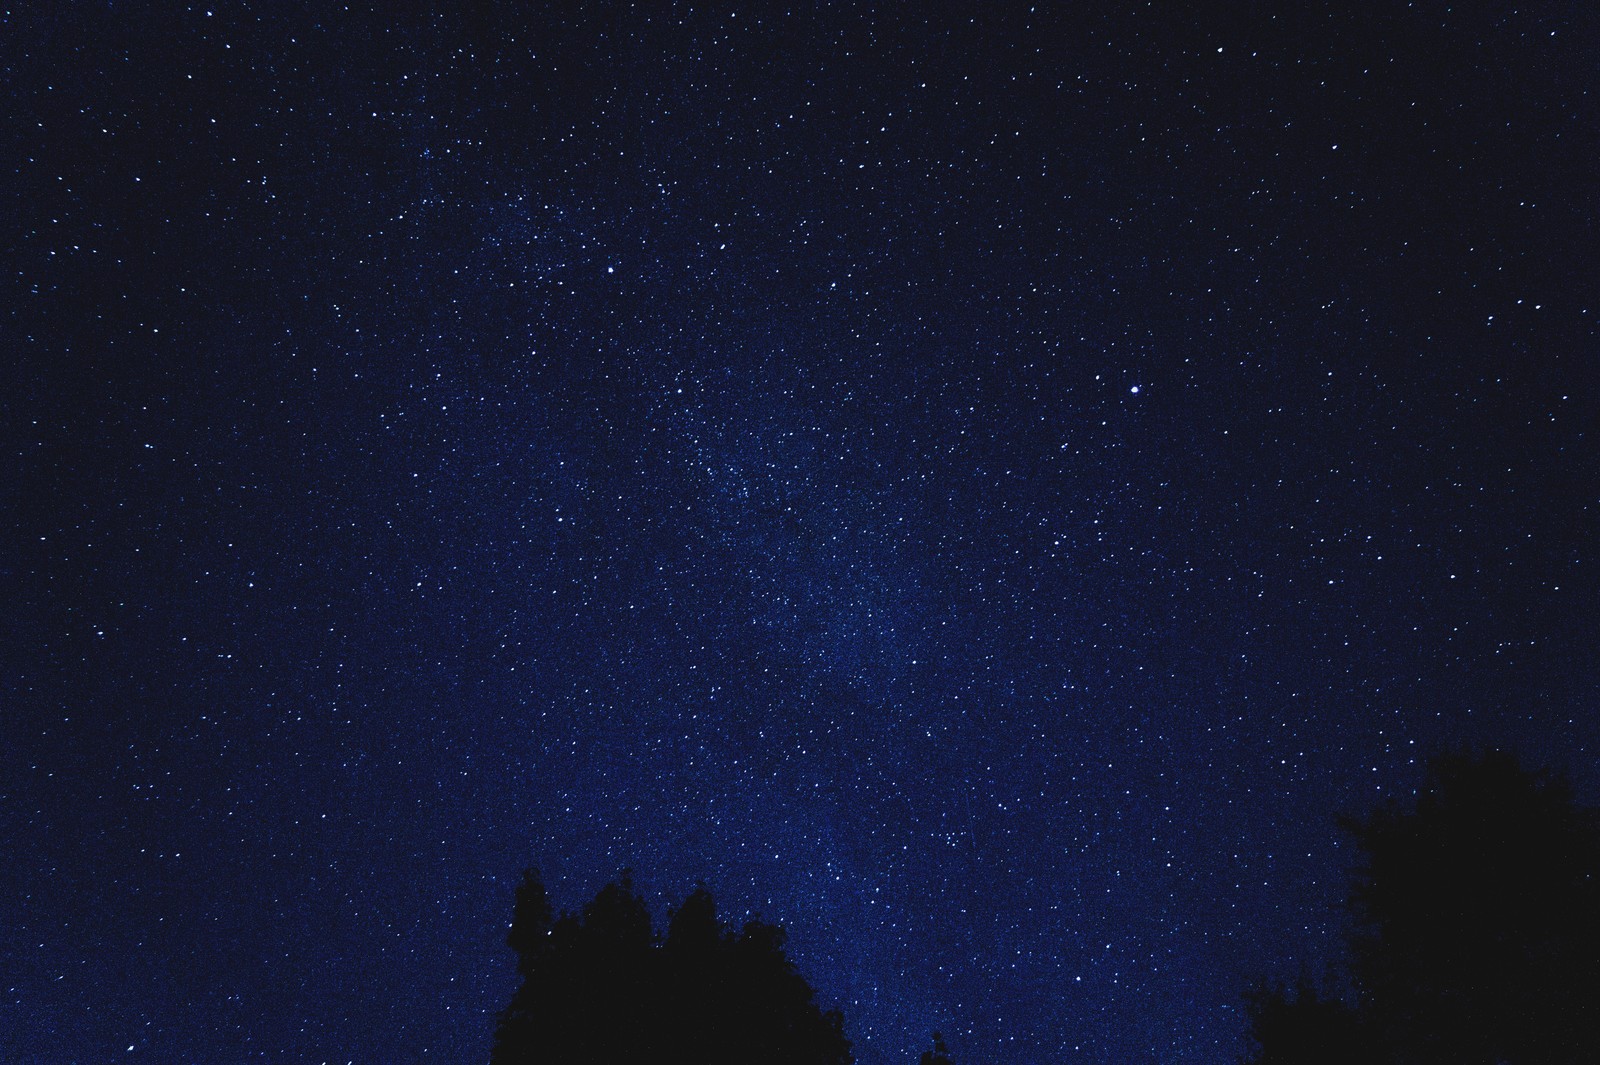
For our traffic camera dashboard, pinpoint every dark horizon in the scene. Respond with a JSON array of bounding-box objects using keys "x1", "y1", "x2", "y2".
[{"x1": 5, "y1": 3, "x2": 1598, "y2": 1063}]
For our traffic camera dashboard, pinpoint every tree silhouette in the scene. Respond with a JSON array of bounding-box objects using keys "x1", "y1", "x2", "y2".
[
  {"x1": 918, "y1": 1032, "x2": 955, "y2": 1065},
  {"x1": 1243, "y1": 976, "x2": 1368, "y2": 1065},
  {"x1": 1244, "y1": 750, "x2": 1600, "y2": 1065},
  {"x1": 492, "y1": 870, "x2": 659, "y2": 1064},
  {"x1": 491, "y1": 871, "x2": 852, "y2": 1065}
]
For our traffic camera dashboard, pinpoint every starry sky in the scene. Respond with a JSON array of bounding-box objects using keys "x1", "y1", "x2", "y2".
[{"x1": 4, "y1": 3, "x2": 1598, "y2": 1063}]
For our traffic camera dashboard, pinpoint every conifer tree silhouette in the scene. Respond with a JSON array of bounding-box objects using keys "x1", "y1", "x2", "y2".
[
  {"x1": 1244, "y1": 751, "x2": 1600, "y2": 1065},
  {"x1": 491, "y1": 871, "x2": 852, "y2": 1065},
  {"x1": 918, "y1": 1031, "x2": 955, "y2": 1065},
  {"x1": 1243, "y1": 976, "x2": 1367, "y2": 1065}
]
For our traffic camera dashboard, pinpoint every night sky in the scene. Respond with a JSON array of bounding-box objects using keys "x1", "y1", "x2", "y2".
[{"x1": 5, "y1": 3, "x2": 1598, "y2": 1063}]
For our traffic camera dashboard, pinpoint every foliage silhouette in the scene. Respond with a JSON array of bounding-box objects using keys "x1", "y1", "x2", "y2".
[
  {"x1": 1244, "y1": 750, "x2": 1600, "y2": 1065},
  {"x1": 1243, "y1": 976, "x2": 1368, "y2": 1065},
  {"x1": 491, "y1": 870, "x2": 852, "y2": 1065},
  {"x1": 918, "y1": 1032, "x2": 954, "y2": 1065}
]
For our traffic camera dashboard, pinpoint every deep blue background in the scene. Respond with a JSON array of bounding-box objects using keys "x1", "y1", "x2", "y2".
[{"x1": 5, "y1": 4, "x2": 1598, "y2": 1062}]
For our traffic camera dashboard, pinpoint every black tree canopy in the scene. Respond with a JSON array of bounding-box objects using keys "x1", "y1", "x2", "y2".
[
  {"x1": 1245, "y1": 751, "x2": 1600, "y2": 1065},
  {"x1": 492, "y1": 871, "x2": 852, "y2": 1065}
]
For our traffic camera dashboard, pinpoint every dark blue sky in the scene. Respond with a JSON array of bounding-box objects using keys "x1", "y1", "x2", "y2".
[{"x1": 5, "y1": 3, "x2": 1598, "y2": 1063}]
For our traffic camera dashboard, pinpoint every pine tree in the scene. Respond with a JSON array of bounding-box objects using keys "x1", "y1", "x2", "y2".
[
  {"x1": 492, "y1": 872, "x2": 851, "y2": 1065},
  {"x1": 1244, "y1": 751, "x2": 1600, "y2": 1065}
]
